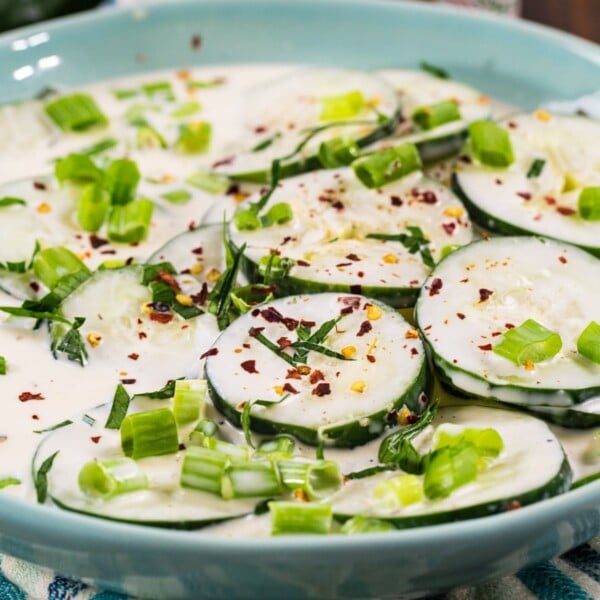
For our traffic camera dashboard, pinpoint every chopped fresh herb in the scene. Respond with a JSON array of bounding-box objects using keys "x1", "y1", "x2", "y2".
[
  {"x1": 113, "y1": 89, "x2": 138, "y2": 100},
  {"x1": 0, "y1": 197, "x2": 26, "y2": 208},
  {"x1": 79, "y1": 137, "x2": 119, "y2": 156},
  {"x1": 412, "y1": 100, "x2": 461, "y2": 130},
  {"x1": 35, "y1": 450, "x2": 59, "y2": 503},
  {"x1": 104, "y1": 158, "x2": 141, "y2": 206},
  {"x1": 578, "y1": 187, "x2": 600, "y2": 221},
  {"x1": 33, "y1": 419, "x2": 73, "y2": 434},
  {"x1": 107, "y1": 198, "x2": 154, "y2": 243},
  {"x1": 345, "y1": 465, "x2": 398, "y2": 480},
  {"x1": 320, "y1": 90, "x2": 365, "y2": 121},
  {"x1": 171, "y1": 100, "x2": 202, "y2": 119},
  {"x1": 258, "y1": 253, "x2": 295, "y2": 284},
  {"x1": 105, "y1": 384, "x2": 131, "y2": 430},
  {"x1": 251, "y1": 329, "x2": 297, "y2": 367},
  {"x1": 317, "y1": 137, "x2": 360, "y2": 168},
  {"x1": 493, "y1": 319, "x2": 562, "y2": 365},
  {"x1": 469, "y1": 121, "x2": 514, "y2": 167},
  {"x1": 0, "y1": 306, "x2": 71, "y2": 325},
  {"x1": 50, "y1": 316, "x2": 88, "y2": 366},
  {"x1": 340, "y1": 515, "x2": 396, "y2": 534},
  {"x1": 32, "y1": 246, "x2": 90, "y2": 291},
  {"x1": 526, "y1": 158, "x2": 546, "y2": 179},
  {"x1": 352, "y1": 143, "x2": 422, "y2": 189},
  {"x1": 132, "y1": 378, "x2": 182, "y2": 401},
  {"x1": 142, "y1": 81, "x2": 175, "y2": 101},
  {"x1": 187, "y1": 79, "x2": 225, "y2": 89},
  {"x1": 77, "y1": 183, "x2": 110, "y2": 232},
  {"x1": 55, "y1": 153, "x2": 103, "y2": 185},
  {"x1": 230, "y1": 284, "x2": 275, "y2": 315},
  {"x1": 175, "y1": 121, "x2": 212, "y2": 154},
  {"x1": 367, "y1": 226, "x2": 435, "y2": 268},
  {"x1": 251, "y1": 132, "x2": 282, "y2": 153},
  {"x1": 577, "y1": 321, "x2": 600, "y2": 364},
  {"x1": 0, "y1": 356, "x2": 5, "y2": 375},
  {"x1": 420, "y1": 61, "x2": 449, "y2": 79},
  {"x1": 186, "y1": 171, "x2": 229, "y2": 195},
  {"x1": 242, "y1": 395, "x2": 290, "y2": 448},
  {"x1": 134, "y1": 121, "x2": 168, "y2": 149},
  {"x1": 0, "y1": 477, "x2": 21, "y2": 490},
  {"x1": 45, "y1": 93, "x2": 108, "y2": 132},
  {"x1": 161, "y1": 189, "x2": 192, "y2": 205},
  {"x1": 82, "y1": 414, "x2": 96, "y2": 426}
]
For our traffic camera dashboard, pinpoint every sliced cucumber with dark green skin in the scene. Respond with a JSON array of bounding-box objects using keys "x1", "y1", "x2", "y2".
[
  {"x1": 415, "y1": 236, "x2": 600, "y2": 410},
  {"x1": 332, "y1": 405, "x2": 571, "y2": 527},
  {"x1": 32, "y1": 396, "x2": 258, "y2": 529},
  {"x1": 229, "y1": 168, "x2": 473, "y2": 308},
  {"x1": 453, "y1": 112, "x2": 600, "y2": 257},
  {"x1": 205, "y1": 293, "x2": 429, "y2": 447},
  {"x1": 371, "y1": 70, "x2": 494, "y2": 164},
  {"x1": 550, "y1": 423, "x2": 600, "y2": 489},
  {"x1": 212, "y1": 68, "x2": 400, "y2": 183}
]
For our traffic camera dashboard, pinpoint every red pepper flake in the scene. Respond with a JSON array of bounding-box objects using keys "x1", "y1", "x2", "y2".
[
  {"x1": 33, "y1": 181, "x2": 47, "y2": 190},
  {"x1": 125, "y1": 257, "x2": 135, "y2": 266},
  {"x1": 128, "y1": 353, "x2": 139, "y2": 361},
  {"x1": 506, "y1": 500, "x2": 522, "y2": 511},
  {"x1": 191, "y1": 282, "x2": 209, "y2": 306},
  {"x1": 357, "y1": 271, "x2": 365, "y2": 278},
  {"x1": 150, "y1": 312, "x2": 174, "y2": 324},
  {"x1": 89, "y1": 234, "x2": 109, "y2": 249},
  {"x1": 356, "y1": 321, "x2": 372, "y2": 337},
  {"x1": 286, "y1": 368, "x2": 302, "y2": 380},
  {"x1": 479, "y1": 288, "x2": 493, "y2": 302},
  {"x1": 336, "y1": 262, "x2": 352, "y2": 268},
  {"x1": 138, "y1": 332, "x2": 147, "y2": 340},
  {"x1": 456, "y1": 312, "x2": 466, "y2": 320},
  {"x1": 178, "y1": 443, "x2": 187, "y2": 451},
  {"x1": 505, "y1": 323, "x2": 515, "y2": 329},
  {"x1": 495, "y1": 178, "x2": 503, "y2": 185},
  {"x1": 491, "y1": 331, "x2": 502, "y2": 337},
  {"x1": 188, "y1": 221, "x2": 197, "y2": 231},
  {"x1": 390, "y1": 195, "x2": 403, "y2": 206},
  {"x1": 507, "y1": 121, "x2": 518, "y2": 129},
  {"x1": 366, "y1": 355, "x2": 376, "y2": 363},
  {"x1": 478, "y1": 344, "x2": 493, "y2": 351},
  {"x1": 429, "y1": 278, "x2": 443, "y2": 297},
  {"x1": 296, "y1": 259, "x2": 310, "y2": 267},
  {"x1": 331, "y1": 200, "x2": 344, "y2": 210},
  {"x1": 156, "y1": 270, "x2": 181, "y2": 292},
  {"x1": 300, "y1": 319, "x2": 316, "y2": 328},
  {"x1": 249, "y1": 327, "x2": 265, "y2": 337},
  {"x1": 420, "y1": 191, "x2": 437, "y2": 204},
  {"x1": 191, "y1": 34, "x2": 202, "y2": 49},
  {"x1": 557, "y1": 206, "x2": 576, "y2": 216},
  {"x1": 312, "y1": 382, "x2": 331, "y2": 397},
  {"x1": 517, "y1": 192, "x2": 531, "y2": 201},
  {"x1": 282, "y1": 383, "x2": 299, "y2": 394},
  {"x1": 283, "y1": 317, "x2": 299, "y2": 331},
  {"x1": 346, "y1": 253, "x2": 360, "y2": 262},
  {"x1": 339, "y1": 296, "x2": 361, "y2": 309},
  {"x1": 459, "y1": 155, "x2": 472, "y2": 164},
  {"x1": 442, "y1": 222, "x2": 456, "y2": 235},
  {"x1": 241, "y1": 360, "x2": 258, "y2": 374},
  {"x1": 277, "y1": 337, "x2": 292, "y2": 349},
  {"x1": 260, "y1": 306, "x2": 284, "y2": 323},
  {"x1": 211, "y1": 156, "x2": 235, "y2": 169},
  {"x1": 31, "y1": 414, "x2": 39, "y2": 420},
  {"x1": 544, "y1": 196, "x2": 556, "y2": 206},
  {"x1": 309, "y1": 369, "x2": 325, "y2": 384},
  {"x1": 90, "y1": 436, "x2": 101, "y2": 444},
  {"x1": 191, "y1": 246, "x2": 203, "y2": 255},
  {"x1": 350, "y1": 285, "x2": 363, "y2": 294},
  {"x1": 340, "y1": 306, "x2": 354, "y2": 315},
  {"x1": 200, "y1": 348, "x2": 219, "y2": 359},
  {"x1": 558, "y1": 256, "x2": 567, "y2": 264},
  {"x1": 410, "y1": 348, "x2": 419, "y2": 356},
  {"x1": 100, "y1": 249, "x2": 116, "y2": 255},
  {"x1": 19, "y1": 392, "x2": 44, "y2": 402},
  {"x1": 29, "y1": 281, "x2": 40, "y2": 293}
]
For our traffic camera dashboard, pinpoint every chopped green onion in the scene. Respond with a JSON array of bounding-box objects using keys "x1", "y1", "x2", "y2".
[
  {"x1": 104, "y1": 159, "x2": 141, "y2": 206},
  {"x1": 171, "y1": 100, "x2": 202, "y2": 119},
  {"x1": 35, "y1": 451, "x2": 59, "y2": 503},
  {"x1": 188, "y1": 79, "x2": 224, "y2": 89},
  {"x1": 79, "y1": 137, "x2": 119, "y2": 156},
  {"x1": 340, "y1": 515, "x2": 396, "y2": 534},
  {"x1": 317, "y1": 137, "x2": 361, "y2": 168},
  {"x1": 161, "y1": 189, "x2": 192, "y2": 205},
  {"x1": 372, "y1": 474, "x2": 424, "y2": 510},
  {"x1": 420, "y1": 61, "x2": 449, "y2": 79},
  {"x1": 257, "y1": 254, "x2": 295, "y2": 283},
  {"x1": 175, "y1": 121, "x2": 211, "y2": 154},
  {"x1": 230, "y1": 284, "x2": 275, "y2": 316},
  {"x1": 493, "y1": 318, "x2": 562, "y2": 365},
  {"x1": 255, "y1": 436, "x2": 296, "y2": 461},
  {"x1": 173, "y1": 379, "x2": 206, "y2": 425},
  {"x1": 562, "y1": 173, "x2": 580, "y2": 193},
  {"x1": 113, "y1": 89, "x2": 138, "y2": 100},
  {"x1": 234, "y1": 209, "x2": 261, "y2": 231},
  {"x1": 221, "y1": 461, "x2": 282, "y2": 499},
  {"x1": 526, "y1": 158, "x2": 546, "y2": 179},
  {"x1": 320, "y1": 90, "x2": 365, "y2": 121},
  {"x1": 440, "y1": 244, "x2": 460, "y2": 260},
  {"x1": 32, "y1": 246, "x2": 90, "y2": 290},
  {"x1": 104, "y1": 383, "x2": 131, "y2": 430},
  {"x1": 33, "y1": 419, "x2": 73, "y2": 434},
  {"x1": 45, "y1": 93, "x2": 108, "y2": 132},
  {"x1": 77, "y1": 183, "x2": 110, "y2": 232},
  {"x1": 180, "y1": 446, "x2": 229, "y2": 495},
  {"x1": 107, "y1": 198, "x2": 154, "y2": 244},
  {"x1": 269, "y1": 501, "x2": 332, "y2": 535},
  {"x1": 121, "y1": 408, "x2": 179, "y2": 459},
  {"x1": 412, "y1": 100, "x2": 460, "y2": 130},
  {"x1": 578, "y1": 187, "x2": 600, "y2": 221},
  {"x1": 50, "y1": 317, "x2": 88, "y2": 366},
  {"x1": 132, "y1": 377, "x2": 183, "y2": 401},
  {"x1": 469, "y1": 121, "x2": 514, "y2": 167},
  {"x1": 55, "y1": 153, "x2": 103, "y2": 185},
  {"x1": 434, "y1": 427, "x2": 503, "y2": 459},
  {"x1": 0, "y1": 477, "x2": 21, "y2": 490},
  {"x1": 352, "y1": 143, "x2": 422, "y2": 189},
  {"x1": 260, "y1": 202, "x2": 293, "y2": 227},
  {"x1": 251, "y1": 132, "x2": 282, "y2": 153},
  {"x1": 189, "y1": 418, "x2": 219, "y2": 445},
  {"x1": 202, "y1": 436, "x2": 250, "y2": 462},
  {"x1": 0, "y1": 356, "x2": 5, "y2": 375},
  {"x1": 577, "y1": 321, "x2": 600, "y2": 364},
  {"x1": 78, "y1": 457, "x2": 148, "y2": 499},
  {"x1": 278, "y1": 459, "x2": 342, "y2": 500},
  {"x1": 424, "y1": 442, "x2": 479, "y2": 500},
  {"x1": 136, "y1": 122, "x2": 168, "y2": 149},
  {"x1": 141, "y1": 81, "x2": 175, "y2": 100},
  {"x1": 185, "y1": 171, "x2": 229, "y2": 195},
  {"x1": 0, "y1": 197, "x2": 26, "y2": 208}
]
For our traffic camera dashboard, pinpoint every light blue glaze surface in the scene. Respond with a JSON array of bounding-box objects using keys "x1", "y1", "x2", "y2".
[{"x1": 0, "y1": 1, "x2": 599, "y2": 598}]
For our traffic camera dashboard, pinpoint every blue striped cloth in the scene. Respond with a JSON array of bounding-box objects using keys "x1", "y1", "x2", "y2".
[{"x1": 2, "y1": 540, "x2": 600, "y2": 599}]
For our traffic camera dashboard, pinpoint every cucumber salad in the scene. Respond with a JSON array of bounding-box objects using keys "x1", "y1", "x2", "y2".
[{"x1": 1, "y1": 63, "x2": 599, "y2": 537}]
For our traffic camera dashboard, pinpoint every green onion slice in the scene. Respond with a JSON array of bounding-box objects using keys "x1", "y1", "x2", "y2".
[
  {"x1": 77, "y1": 183, "x2": 110, "y2": 232},
  {"x1": 260, "y1": 202, "x2": 293, "y2": 227},
  {"x1": 107, "y1": 198, "x2": 154, "y2": 244},
  {"x1": 578, "y1": 187, "x2": 600, "y2": 221},
  {"x1": 180, "y1": 446, "x2": 229, "y2": 495},
  {"x1": 104, "y1": 159, "x2": 141, "y2": 206},
  {"x1": 171, "y1": 100, "x2": 202, "y2": 119},
  {"x1": 269, "y1": 501, "x2": 332, "y2": 535},
  {"x1": 255, "y1": 436, "x2": 296, "y2": 461},
  {"x1": 493, "y1": 318, "x2": 562, "y2": 365},
  {"x1": 175, "y1": 122, "x2": 212, "y2": 154},
  {"x1": 0, "y1": 356, "x2": 6, "y2": 375},
  {"x1": 203, "y1": 437, "x2": 250, "y2": 462},
  {"x1": 577, "y1": 321, "x2": 600, "y2": 364},
  {"x1": 434, "y1": 427, "x2": 503, "y2": 460},
  {"x1": 412, "y1": 100, "x2": 460, "y2": 131},
  {"x1": 469, "y1": 120, "x2": 514, "y2": 167},
  {"x1": 352, "y1": 143, "x2": 422, "y2": 189},
  {"x1": 189, "y1": 418, "x2": 220, "y2": 446},
  {"x1": 55, "y1": 153, "x2": 103, "y2": 185},
  {"x1": 45, "y1": 93, "x2": 108, "y2": 132},
  {"x1": 0, "y1": 477, "x2": 21, "y2": 490},
  {"x1": 32, "y1": 246, "x2": 90, "y2": 291},
  {"x1": 173, "y1": 379, "x2": 206, "y2": 425},
  {"x1": 320, "y1": 90, "x2": 365, "y2": 121},
  {"x1": 340, "y1": 515, "x2": 396, "y2": 534},
  {"x1": 78, "y1": 457, "x2": 148, "y2": 499},
  {"x1": 423, "y1": 442, "x2": 479, "y2": 500},
  {"x1": 185, "y1": 171, "x2": 229, "y2": 195},
  {"x1": 317, "y1": 137, "x2": 360, "y2": 168},
  {"x1": 372, "y1": 474, "x2": 423, "y2": 510},
  {"x1": 161, "y1": 189, "x2": 192, "y2": 205},
  {"x1": 221, "y1": 461, "x2": 282, "y2": 499},
  {"x1": 120, "y1": 407, "x2": 179, "y2": 459},
  {"x1": 278, "y1": 459, "x2": 342, "y2": 500}
]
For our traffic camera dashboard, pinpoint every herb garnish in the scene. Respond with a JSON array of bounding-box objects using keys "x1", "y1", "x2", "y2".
[
  {"x1": 367, "y1": 226, "x2": 435, "y2": 268},
  {"x1": 420, "y1": 61, "x2": 450, "y2": 79},
  {"x1": 34, "y1": 451, "x2": 59, "y2": 503},
  {"x1": 241, "y1": 395, "x2": 290, "y2": 448},
  {"x1": 33, "y1": 420, "x2": 73, "y2": 434},
  {"x1": 0, "y1": 477, "x2": 21, "y2": 490},
  {"x1": 104, "y1": 384, "x2": 131, "y2": 430},
  {"x1": 526, "y1": 158, "x2": 546, "y2": 179},
  {"x1": 0, "y1": 356, "x2": 5, "y2": 375}
]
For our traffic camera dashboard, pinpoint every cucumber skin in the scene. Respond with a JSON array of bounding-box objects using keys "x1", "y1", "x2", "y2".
[
  {"x1": 206, "y1": 358, "x2": 430, "y2": 448},
  {"x1": 334, "y1": 457, "x2": 572, "y2": 528},
  {"x1": 452, "y1": 173, "x2": 600, "y2": 258},
  {"x1": 416, "y1": 131, "x2": 467, "y2": 164}
]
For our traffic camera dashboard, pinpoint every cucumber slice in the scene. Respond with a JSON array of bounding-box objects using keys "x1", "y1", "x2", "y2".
[
  {"x1": 229, "y1": 168, "x2": 473, "y2": 308},
  {"x1": 32, "y1": 396, "x2": 257, "y2": 528},
  {"x1": 57, "y1": 265, "x2": 219, "y2": 377},
  {"x1": 205, "y1": 293, "x2": 428, "y2": 447},
  {"x1": 212, "y1": 68, "x2": 400, "y2": 182},
  {"x1": 372, "y1": 70, "x2": 493, "y2": 163},
  {"x1": 453, "y1": 113, "x2": 600, "y2": 256},
  {"x1": 416, "y1": 236, "x2": 600, "y2": 408},
  {"x1": 332, "y1": 405, "x2": 571, "y2": 526}
]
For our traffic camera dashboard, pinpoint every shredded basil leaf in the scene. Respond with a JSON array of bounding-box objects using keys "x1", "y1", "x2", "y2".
[
  {"x1": 0, "y1": 197, "x2": 26, "y2": 208},
  {"x1": 50, "y1": 316, "x2": 88, "y2": 366},
  {"x1": 527, "y1": 158, "x2": 546, "y2": 179},
  {"x1": 104, "y1": 384, "x2": 131, "y2": 430},
  {"x1": 420, "y1": 61, "x2": 450, "y2": 79},
  {"x1": 132, "y1": 377, "x2": 183, "y2": 401},
  {"x1": 367, "y1": 226, "x2": 435, "y2": 268},
  {"x1": 35, "y1": 451, "x2": 59, "y2": 503},
  {"x1": 33, "y1": 420, "x2": 73, "y2": 434}
]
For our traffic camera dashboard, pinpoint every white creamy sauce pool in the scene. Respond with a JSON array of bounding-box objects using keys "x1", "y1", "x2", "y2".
[{"x1": 0, "y1": 63, "x2": 592, "y2": 538}]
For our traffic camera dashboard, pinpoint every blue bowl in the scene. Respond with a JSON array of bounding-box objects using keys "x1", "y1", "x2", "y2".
[{"x1": 1, "y1": 1, "x2": 600, "y2": 598}]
